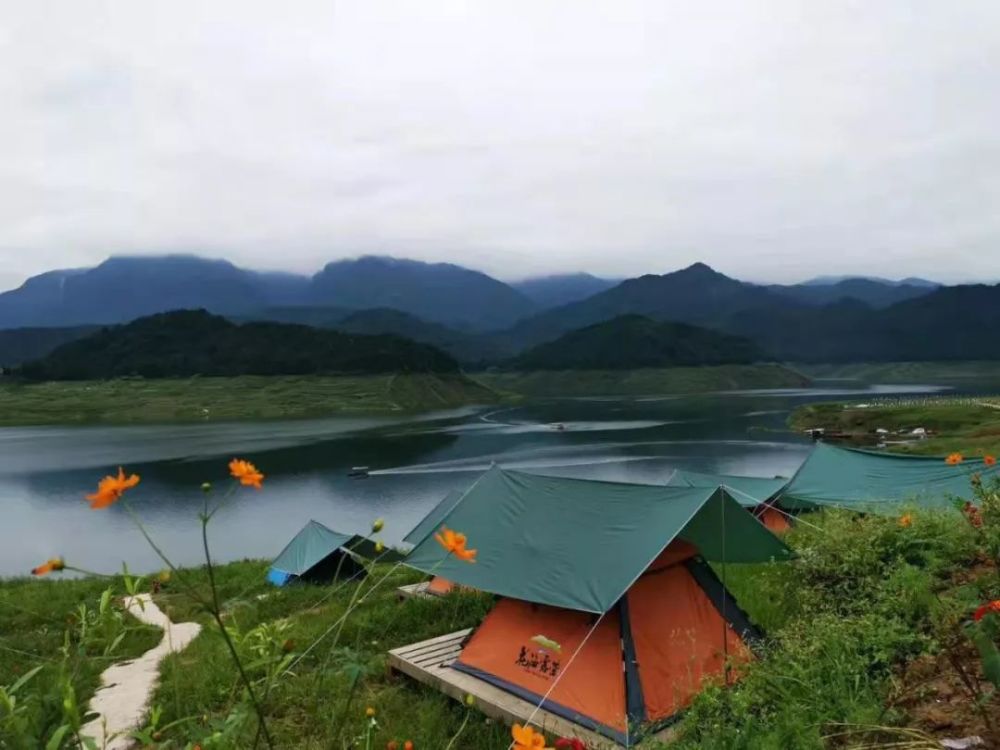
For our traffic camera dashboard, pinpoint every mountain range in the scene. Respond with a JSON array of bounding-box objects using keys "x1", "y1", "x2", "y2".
[{"x1": 1, "y1": 253, "x2": 995, "y2": 366}]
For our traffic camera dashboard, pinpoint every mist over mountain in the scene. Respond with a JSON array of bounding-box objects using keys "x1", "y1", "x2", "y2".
[
  {"x1": 309, "y1": 256, "x2": 534, "y2": 330},
  {"x1": 511, "y1": 273, "x2": 617, "y2": 310},
  {"x1": 801, "y1": 275, "x2": 940, "y2": 288},
  {"x1": 768, "y1": 278, "x2": 934, "y2": 308}
]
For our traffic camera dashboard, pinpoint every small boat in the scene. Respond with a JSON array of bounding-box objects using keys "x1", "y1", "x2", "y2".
[
  {"x1": 348, "y1": 466, "x2": 370, "y2": 478},
  {"x1": 551, "y1": 423, "x2": 566, "y2": 431}
]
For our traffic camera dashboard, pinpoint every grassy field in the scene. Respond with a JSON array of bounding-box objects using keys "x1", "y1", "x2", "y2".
[
  {"x1": 797, "y1": 361, "x2": 1000, "y2": 384},
  {"x1": 4, "y1": 506, "x2": 998, "y2": 749},
  {"x1": 0, "y1": 575, "x2": 162, "y2": 746},
  {"x1": 789, "y1": 395, "x2": 1000, "y2": 455},
  {"x1": 0, "y1": 365, "x2": 806, "y2": 427},
  {"x1": 474, "y1": 363, "x2": 810, "y2": 398},
  {"x1": 0, "y1": 373, "x2": 502, "y2": 426}
]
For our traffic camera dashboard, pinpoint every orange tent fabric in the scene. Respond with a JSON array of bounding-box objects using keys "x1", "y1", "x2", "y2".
[
  {"x1": 628, "y1": 564, "x2": 751, "y2": 721},
  {"x1": 426, "y1": 576, "x2": 456, "y2": 595},
  {"x1": 758, "y1": 507, "x2": 791, "y2": 533},
  {"x1": 456, "y1": 598, "x2": 628, "y2": 732},
  {"x1": 451, "y1": 539, "x2": 761, "y2": 740}
]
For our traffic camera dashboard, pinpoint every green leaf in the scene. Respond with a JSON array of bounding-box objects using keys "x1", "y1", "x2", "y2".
[
  {"x1": 971, "y1": 628, "x2": 1000, "y2": 689},
  {"x1": 8, "y1": 665, "x2": 44, "y2": 695},
  {"x1": 45, "y1": 724, "x2": 70, "y2": 750}
]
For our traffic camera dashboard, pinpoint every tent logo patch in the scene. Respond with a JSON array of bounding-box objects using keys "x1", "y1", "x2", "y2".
[{"x1": 514, "y1": 642, "x2": 562, "y2": 679}]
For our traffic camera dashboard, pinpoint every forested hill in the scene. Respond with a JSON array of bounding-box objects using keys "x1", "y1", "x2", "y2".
[
  {"x1": 17, "y1": 310, "x2": 460, "y2": 380},
  {"x1": 513, "y1": 315, "x2": 765, "y2": 370}
]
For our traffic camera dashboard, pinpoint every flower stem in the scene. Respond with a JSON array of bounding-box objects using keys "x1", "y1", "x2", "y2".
[
  {"x1": 443, "y1": 708, "x2": 471, "y2": 750},
  {"x1": 201, "y1": 516, "x2": 276, "y2": 750}
]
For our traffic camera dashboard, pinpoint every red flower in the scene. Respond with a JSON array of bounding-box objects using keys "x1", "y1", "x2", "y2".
[
  {"x1": 973, "y1": 600, "x2": 1000, "y2": 622},
  {"x1": 962, "y1": 501, "x2": 984, "y2": 529},
  {"x1": 555, "y1": 740, "x2": 587, "y2": 750}
]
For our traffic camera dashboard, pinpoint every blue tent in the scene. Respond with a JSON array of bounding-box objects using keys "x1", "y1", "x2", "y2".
[{"x1": 268, "y1": 520, "x2": 367, "y2": 586}]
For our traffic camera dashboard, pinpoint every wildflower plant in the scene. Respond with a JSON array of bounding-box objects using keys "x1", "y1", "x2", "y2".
[{"x1": 27, "y1": 456, "x2": 478, "y2": 748}]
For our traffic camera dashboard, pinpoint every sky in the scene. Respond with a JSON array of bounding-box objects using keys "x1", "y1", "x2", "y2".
[{"x1": 2, "y1": 1, "x2": 999, "y2": 292}]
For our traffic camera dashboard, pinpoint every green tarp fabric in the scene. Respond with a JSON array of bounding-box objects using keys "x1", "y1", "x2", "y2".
[
  {"x1": 404, "y1": 467, "x2": 792, "y2": 614},
  {"x1": 666, "y1": 469, "x2": 788, "y2": 507},
  {"x1": 271, "y1": 520, "x2": 357, "y2": 576},
  {"x1": 780, "y1": 442, "x2": 1000, "y2": 513},
  {"x1": 403, "y1": 490, "x2": 463, "y2": 545}
]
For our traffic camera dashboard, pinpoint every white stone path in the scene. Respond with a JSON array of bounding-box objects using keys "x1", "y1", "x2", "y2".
[{"x1": 81, "y1": 594, "x2": 201, "y2": 750}]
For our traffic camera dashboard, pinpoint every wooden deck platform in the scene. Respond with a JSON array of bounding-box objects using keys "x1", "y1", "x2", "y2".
[
  {"x1": 396, "y1": 581, "x2": 435, "y2": 600},
  {"x1": 388, "y1": 629, "x2": 673, "y2": 749}
]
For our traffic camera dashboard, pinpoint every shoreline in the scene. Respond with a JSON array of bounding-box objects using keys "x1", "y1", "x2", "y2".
[
  {"x1": 787, "y1": 394, "x2": 1000, "y2": 456},
  {"x1": 0, "y1": 364, "x2": 809, "y2": 427}
]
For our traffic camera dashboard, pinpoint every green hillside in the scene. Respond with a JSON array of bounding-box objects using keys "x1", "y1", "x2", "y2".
[
  {"x1": 17, "y1": 310, "x2": 459, "y2": 381},
  {"x1": 513, "y1": 314, "x2": 765, "y2": 370}
]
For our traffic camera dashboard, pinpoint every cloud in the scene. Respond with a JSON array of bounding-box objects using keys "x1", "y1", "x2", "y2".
[{"x1": 2, "y1": 0, "x2": 999, "y2": 287}]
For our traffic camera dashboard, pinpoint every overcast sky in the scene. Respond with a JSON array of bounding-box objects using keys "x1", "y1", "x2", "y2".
[{"x1": 2, "y1": 1, "x2": 999, "y2": 291}]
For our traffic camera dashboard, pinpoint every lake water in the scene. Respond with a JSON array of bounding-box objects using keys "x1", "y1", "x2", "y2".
[{"x1": 0, "y1": 382, "x2": 961, "y2": 576}]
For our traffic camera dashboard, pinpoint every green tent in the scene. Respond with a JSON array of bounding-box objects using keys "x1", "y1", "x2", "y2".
[
  {"x1": 403, "y1": 489, "x2": 463, "y2": 546},
  {"x1": 404, "y1": 467, "x2": 792, "y2": 614},
  {"x1": 268, "y1": 520, "x2": 368, "y2": 586},
  {"x1": 665, "y1": 469, "x2": 788, "y2": 508},
  {"x1": 780, "y1": 442, "x2": 998, "y2": 513}
]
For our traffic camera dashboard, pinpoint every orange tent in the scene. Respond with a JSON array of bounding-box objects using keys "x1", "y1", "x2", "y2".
[
  {"x1": 452, "y1": 539, "x2": 760, "y2": 742},
  {"x1": 403, "y1": 469, "x2": 791, "y2": 744}
]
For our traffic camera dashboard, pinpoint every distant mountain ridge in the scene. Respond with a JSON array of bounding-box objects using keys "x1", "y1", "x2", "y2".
[
  {"x1": 768, "y1": 278, "x2": 933, "y2": 308},
  {"x1": 512, "y1": 273, "x2": 617, "y2": 310},
  {"x1": 310, "y1": 256, "x2": 533, "y2": 330},
  {"x1": 0, "y1": 253, "x2": 991, "y2": 367},
  {"x1": 0, "y1": 254, "x2": 534, "y2": 333}
]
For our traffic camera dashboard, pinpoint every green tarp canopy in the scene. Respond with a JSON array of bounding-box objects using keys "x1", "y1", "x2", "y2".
[
  {"x1": 404, "y1": 467, "x2": 792, "y2": 614},
  {"x1": 666, "y1": 469, "x2": 788, "y2": 508},
  {"x1": 271, "y1": 520, "x2": 359, "y2": 577},
  {"x1": 403, "y1": 490, "x2": 463, "y2": 546},
  {"x1": 780, "y1": 442, "x2": 999, "y2": 513}
]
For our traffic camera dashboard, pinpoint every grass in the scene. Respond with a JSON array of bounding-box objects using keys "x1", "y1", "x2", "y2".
[
  {"x1": 5, "y1": 504, "x2": 998, "y2": 750},
  {"x1": 0, "y1": 365, "x2": 806, "y2": 426},
  {"x1": 473, "y1": 363, "x2": 810, "y2": 398},
  {"x1": 796, "y1": 361, "x2": 1000, "y2": 384},
  {"x1": 0, "y1": 373, "x2": 502, "y2": 426},
  {"x1": 788, "y1": 395, "x2": 1000, "y2": 456},
  {"x1": 0, "y1": 575, "x2": 162, "y2": 746}
]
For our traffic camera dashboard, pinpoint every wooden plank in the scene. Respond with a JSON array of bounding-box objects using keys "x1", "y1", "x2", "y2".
[
  {"x1": 391, "y1": 628, "x2": 471, "y2": 658},
  {"x1": 388, "y1": 630, "x2": 632, "y2": 750}
]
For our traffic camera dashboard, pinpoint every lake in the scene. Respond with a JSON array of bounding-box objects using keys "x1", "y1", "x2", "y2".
[{"x1": 0, "y1": 382, "x2": 960, "y2": 576}]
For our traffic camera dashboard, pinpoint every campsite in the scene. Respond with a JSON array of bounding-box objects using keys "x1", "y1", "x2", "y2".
[
  {"x1": 3, "y1": 402, "x2": 1000, "y2": 749},
  {"x1": 6, "y1": 3, "x2": 1000, "y2": 747}
]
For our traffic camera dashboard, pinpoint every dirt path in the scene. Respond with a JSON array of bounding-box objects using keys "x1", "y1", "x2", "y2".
[{"x1": 81, "y1": 594, "x2": 201, "y2": 750}]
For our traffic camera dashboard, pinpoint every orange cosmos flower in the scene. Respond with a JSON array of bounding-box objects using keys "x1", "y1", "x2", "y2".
[
  {"x1": 984, "y1": 455, "x2": 997, "y2": 467},
  {"x1": 898, "y1": 513, "x2": 913, "y2": 528},
  {"x1": 973, "y1": 599, "x2": 1000, "y2": 622},
  {"x1": 945, "y1": 453, "x2": 964, "y2": 466},
  {"x1": 86, "y1": 467, "x2": 140, "y2": 509},
  {"x1": 31, "y1": 557, "x2": 65, "y2": 576},
  {"x1": 229, "y1": 459, "x2": 264, "y2": 489},
  {"x1": 512, "y1": 724, "x2": 551, "y2": 750},
  {"x1": 434, "y1": 526, "x2": 477, "y2": 563}
]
